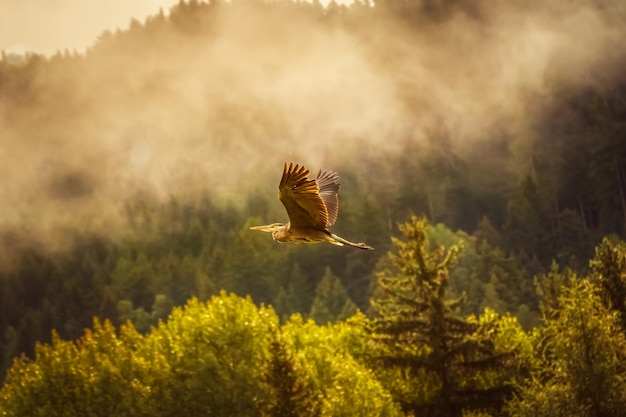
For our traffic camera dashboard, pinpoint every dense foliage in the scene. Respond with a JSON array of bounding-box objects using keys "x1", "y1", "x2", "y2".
[
  {"x1": 4, "y1": 216, "x2": 626, "y2": 416},
  {"x1": 0, "y1": 293, "x2": 402, "y2": 416}
]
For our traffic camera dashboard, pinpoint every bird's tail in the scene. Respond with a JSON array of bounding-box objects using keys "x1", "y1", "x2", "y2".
[{"x1": 330, "y1": 233, "x2": 374, "y2": 250}]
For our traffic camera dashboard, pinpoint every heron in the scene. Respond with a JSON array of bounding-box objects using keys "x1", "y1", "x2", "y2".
[{"x1": 250, "y1": 162, "x2": 374, "y2": 250}]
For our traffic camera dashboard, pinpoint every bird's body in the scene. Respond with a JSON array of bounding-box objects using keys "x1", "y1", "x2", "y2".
[{"x1": 250, "y1": 163, "x2": 373, "y2": 250}]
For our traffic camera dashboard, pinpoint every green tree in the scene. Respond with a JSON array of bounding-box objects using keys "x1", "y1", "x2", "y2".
[
  {"x1": 274, "y1": 284, "x2": 301, "y2": 321},
  {"x1": 274, "y1": 263, "x2": 308, "y2": 320},
  {"x1": 146, "y1": 293, "x2": 282, "y2": 416},
  {"x1": 111, "y1": 252, "x2": 155, "y2": 310},
  {"x1": 587, "y1": 92, "x2": 626, "y2": 235},
  {"x1": 503, "y1": 176, "x2": 552, "y2": 267},
  {"x1": 283, "y1": 313, "x2": 404, "y2": 417},
  {"x1": 507, "y1": 279, "x2": 626, "y2": 417},
  {"x1": 480, "y1": 272, "x2": 508, "y2": 314},
  {"x1": 370, "y1": 216, "x2": 520, "y2": 416},
  {"x1": 309, "y1": 267, "x2": 358, "y2": 323},
  {"x1": 589, "y1": 237, "x2": 626, "y2": 332},
  {"x1": 472, "y1": 239, "x2": 535, "y2": 318},
  {"x1": 0, "y1": 327, "x2": 18, "y2": 382},
  {"x1": 554, "y1": 208, "x2": 592, "y2": 268},
  {"x1": 534, "y1": 261, "x2": 577, "y2": 319},
  {"x1": 0, "y1": 319, "x2": 153, "y2": 417},
  {"x1": 263, "y1": 331, "x2": 319, "y2": 417},
  {"x1": 432, "y1": 220, "x2": 535, "y2": 321}
]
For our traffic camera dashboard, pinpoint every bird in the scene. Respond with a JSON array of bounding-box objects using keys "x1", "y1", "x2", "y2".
[{"x1": 250, "y1": 162, "x2": 374, "y2": 250}]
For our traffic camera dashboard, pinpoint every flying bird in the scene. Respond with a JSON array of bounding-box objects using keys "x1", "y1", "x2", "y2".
[{"x1": 250, "y1": 162, "x2": 374, "y2": 250}]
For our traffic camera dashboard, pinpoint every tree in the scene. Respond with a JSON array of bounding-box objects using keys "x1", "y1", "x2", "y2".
[
  {"x1": 503, "y1": 176, "x2": 552, "y2": 267},
  {"x1": 111, "y1": 253, "x2": 156, "y2": 310},
  {"x1": 471, "y1": 239, "x2": 535, "y2": 319},
  {"x1": 554, "y1": 208, "x2": 592, "y2": 268},
  {"x1": 0, "y1": 319, "x2": 153, "y2": 417},
  {"x1": 263, "y1": 331, "x2": 319, "y2": 417},
  {"x1": 309, "y1": 267, "x2": 358, "y2": 323},
  {"x1": 0, "y1": 327, "x2": 18, "y2": 382},
  {"x1": 370, "y1": 216, "x2": 520, "y2": 416},
  {"x1": 428, "y1": 221, "x2": 536, "y2": 321},
  {"x1": 274, "y1": 263, "x2": 308, "y2": 320},
  {"x1": 283, "y1": 313, "x2": 404, "y2": 417},
  {"x1": 508, "y1": 279, "x2": 626, "y2": 417},
  {"x1": 587, "y1": 92, "x2": 626, "y2": 235},
  {"x1": 589, "y1": 237, "x2": 626, "y2": 332}
]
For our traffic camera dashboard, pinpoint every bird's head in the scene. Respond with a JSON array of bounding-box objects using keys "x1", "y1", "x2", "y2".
[{"x1": 249, "y1": 223, "x2": 286, "y2": 240}]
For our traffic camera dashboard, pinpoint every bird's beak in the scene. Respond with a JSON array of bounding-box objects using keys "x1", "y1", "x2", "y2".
[{"x1": 249, "y1": 225, "x2": 273, "y2": 232}]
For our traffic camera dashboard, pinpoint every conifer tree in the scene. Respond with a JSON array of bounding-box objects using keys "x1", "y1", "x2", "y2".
[
  {"x1": 370, "y1": 216, "x2": 517, "y2": 416},
  {"x1": 503, "y1": 176, "x2": 552, "y2": 266},
  {"x1": 309, "y1": 267, "x2": 357, "y2": 323},
  {"x1": 508, "y1": 279, "x2": 626, "y2": 417},
  {"x1": 589, "y1": 237, "x2": 626, "y2": 332},
  {"x1": 263, "y1": 332, "x2": 318, "y2": 417},
  {"x1": 274, "y1": 263, "x2": 308, "y2": 320},
  {"x1": 273, "y1": 284, "x2": 302, "y2": 322}
]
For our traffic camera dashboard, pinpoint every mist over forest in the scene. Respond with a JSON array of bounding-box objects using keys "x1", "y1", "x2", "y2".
[
  {"x1": 2, "y1": 0, "x2": 624, "y2": 238},
  {"x1": 1, "y1": 0, "x2": 626, "y2": 415}
]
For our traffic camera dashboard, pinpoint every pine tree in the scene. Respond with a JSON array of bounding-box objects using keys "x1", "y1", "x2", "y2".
[
  {"x1": 273, "y1": 285, "x2": 301, "y2": 322},
  {"x1": 309, "y1": 267, "x2": 357, "y2": 324},
  {"x1": 589, "y1": 237, "x2": 626, "y2": 332},
  {"x1": 273, "y1": 263, "x2": 308, "y2": 318},
  {"x1": 370, "y1": 216, "x2": 517, "y2": 416},
  {"x1": 263, "y1": 332, "x2": 319, "y2": 417},
  {"x1": 480, "y1": 272, "x2": 507, "y2": 315},
  {"x1": 503, "y1": 175, "x2": 552, "y2": 266},
  {"x1": 555, "y1": 208, "x2": 592, "y2": 268},
  {"x1": 508, "y1": 279, "x2": 626, "y2": 417}
]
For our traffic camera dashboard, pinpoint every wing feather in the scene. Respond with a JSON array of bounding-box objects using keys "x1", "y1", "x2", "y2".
[
  {"x1": 278, "y1": 162, "x2": 331, "y2": 229},
  {"x1": 316, "y1": 169, "x2": 340, "y2": 227}
]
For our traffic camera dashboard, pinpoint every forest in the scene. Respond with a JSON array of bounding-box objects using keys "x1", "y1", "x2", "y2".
[{"x1": 1, "y1": 0, "x2": 626, "y2": 415}]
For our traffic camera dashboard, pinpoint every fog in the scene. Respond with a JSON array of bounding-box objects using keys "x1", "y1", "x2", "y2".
[{"x1": 1, "y1": 0, "x2": 625, "y2": 246}]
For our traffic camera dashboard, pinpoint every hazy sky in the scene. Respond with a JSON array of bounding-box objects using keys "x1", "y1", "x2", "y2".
[{"x1": 0, "y1": 0, "x2": 180, "y2": 55}]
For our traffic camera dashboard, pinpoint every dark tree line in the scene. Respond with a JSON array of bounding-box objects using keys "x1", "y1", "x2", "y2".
[{"x1": 3, "y1": 216, "x2": 626, "y2": 416}]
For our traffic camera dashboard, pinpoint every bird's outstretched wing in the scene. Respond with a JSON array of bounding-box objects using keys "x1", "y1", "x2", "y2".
[
  {"x1": 316, "y1": 169, "x2": 340, "y2": 227},
  {"x1": 279, "y1": 162, "x2": 337, "y2": 229}
]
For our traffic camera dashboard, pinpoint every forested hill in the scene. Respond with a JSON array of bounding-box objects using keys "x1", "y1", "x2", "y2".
[{"x1": 1, "y1": 0, "x2": 625, "y2": 391}]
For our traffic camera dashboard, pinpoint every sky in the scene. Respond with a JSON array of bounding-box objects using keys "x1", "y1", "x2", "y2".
[{"x1": 0, "y1": 0, "x2": 180, "y2": 55}]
